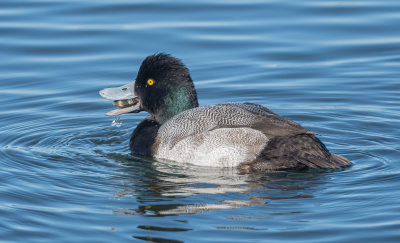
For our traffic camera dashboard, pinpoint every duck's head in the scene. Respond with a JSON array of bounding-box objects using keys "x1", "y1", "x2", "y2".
[{"x1": 100, "y1": 53, "x2": 199, "y2": 123}]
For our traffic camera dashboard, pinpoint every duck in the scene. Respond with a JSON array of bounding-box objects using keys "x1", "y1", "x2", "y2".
[{"x1": 99, "y1": 53, "x2": 350, "y2": 171}]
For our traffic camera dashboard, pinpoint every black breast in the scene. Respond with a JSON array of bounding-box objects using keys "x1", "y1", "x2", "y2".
[{"x1": 130, "y1": 117, "x2": 160, "y2": 156}]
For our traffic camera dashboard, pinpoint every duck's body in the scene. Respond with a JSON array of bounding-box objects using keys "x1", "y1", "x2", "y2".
[
  {"x1": 100, "y1": 53, "x2": 350, "y2": 171},
  {"x1": 129, "y1": 103, "x2": 349, "y2": 170}
]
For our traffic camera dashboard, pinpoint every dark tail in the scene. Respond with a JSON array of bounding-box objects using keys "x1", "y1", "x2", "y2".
[
  {"x1": 330, "y1": 153, "x2": 351, "y2": 167},
  {"x1": 240, "y1": 134, "x2": 350, "y2": 171}
]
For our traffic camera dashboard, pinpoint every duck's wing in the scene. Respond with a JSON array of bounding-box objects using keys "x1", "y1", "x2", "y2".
[
  {"x1": 158, "y1": 103, "x2": 314, "y2": 148},
  {"x1": 219, "y1": 103, "x2": 315, "y2": 137}
]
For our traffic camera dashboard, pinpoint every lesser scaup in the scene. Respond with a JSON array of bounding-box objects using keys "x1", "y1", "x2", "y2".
[{"x1": 100, "y1": 53, "x2": 350, "y2": 171}]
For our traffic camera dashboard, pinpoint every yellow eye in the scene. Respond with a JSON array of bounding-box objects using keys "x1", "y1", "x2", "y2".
[{"x1": 147, "y1": 78, "x2": 154, "y2": 86}]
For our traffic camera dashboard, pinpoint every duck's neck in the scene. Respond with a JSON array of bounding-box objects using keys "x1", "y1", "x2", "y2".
[{"x1": 156, "y1": 86, "x2": 198, "y2": 124}]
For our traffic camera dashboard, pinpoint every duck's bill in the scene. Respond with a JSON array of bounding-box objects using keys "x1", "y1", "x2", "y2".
[{"x1": 99, "y1": 81, "x2": 142, "y2": 116}]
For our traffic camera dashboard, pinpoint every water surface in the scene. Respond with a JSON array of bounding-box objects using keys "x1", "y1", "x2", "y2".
[{"x1": 1, "y1": 0, "x2": 400, "y2": 242}]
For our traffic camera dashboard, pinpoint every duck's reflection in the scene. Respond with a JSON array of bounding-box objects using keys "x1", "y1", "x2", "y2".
[{"x1": 110, "y1": 155, "x2": 323, "y2": 216}]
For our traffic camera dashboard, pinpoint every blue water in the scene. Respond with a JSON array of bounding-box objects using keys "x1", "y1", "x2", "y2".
[{"x1": 1, "y1": 0, "x2": 400, "y2": 242}]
